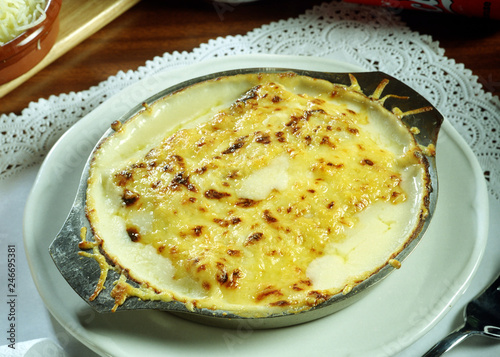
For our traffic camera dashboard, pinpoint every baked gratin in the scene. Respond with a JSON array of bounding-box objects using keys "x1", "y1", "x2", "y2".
[{"x1": 81, "y1": 72, "x2": 433, "y2": 317}]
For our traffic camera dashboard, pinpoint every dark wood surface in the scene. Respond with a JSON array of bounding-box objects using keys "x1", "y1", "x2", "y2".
[{"x1": 2, "y1": 0, "x2": 499, "y2": 115}]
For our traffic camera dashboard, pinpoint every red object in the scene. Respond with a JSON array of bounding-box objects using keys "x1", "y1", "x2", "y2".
[
  {"x1": 0, "y1": 0, "x2": 62, "y2": 85},
  {"x1": 344, "y1": 0, "x2": 500, "y2": 19}
]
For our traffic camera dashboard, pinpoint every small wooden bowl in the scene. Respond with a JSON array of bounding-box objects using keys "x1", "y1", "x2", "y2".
[{"x1": 0, "y1": 0, "x2": 62, "y2": 85}]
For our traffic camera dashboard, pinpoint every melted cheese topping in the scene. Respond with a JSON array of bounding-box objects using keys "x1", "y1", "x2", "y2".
[
  {"x1": 86, "y1": 73, "x2": 430, "y2": 316},
  {"x1": 0, "y1": 0, "x2": 46, "y2": 46}
]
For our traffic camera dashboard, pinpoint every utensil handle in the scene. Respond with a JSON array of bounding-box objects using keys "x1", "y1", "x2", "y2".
[{"x1": 422, "y1": 326, "x2": 473, "y2": 356}]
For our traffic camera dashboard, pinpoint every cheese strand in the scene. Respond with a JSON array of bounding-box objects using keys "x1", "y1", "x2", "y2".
[{"x1": 0, "y1": 0, "x2": 47, "y2": 46}]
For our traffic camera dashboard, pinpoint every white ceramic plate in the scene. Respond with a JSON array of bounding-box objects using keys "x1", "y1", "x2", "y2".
[{"x1": 23, "y1": 55, "x2": 488, "y2": 357}]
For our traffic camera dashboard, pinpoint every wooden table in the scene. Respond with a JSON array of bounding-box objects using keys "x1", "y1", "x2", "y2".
[{"x1": 1, "y1": 0, "x2": 499, "y2": 115}]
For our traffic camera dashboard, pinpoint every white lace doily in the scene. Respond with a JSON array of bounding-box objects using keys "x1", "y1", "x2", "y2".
[{"x1": 1, "y1": 0, "x2": 499, "y2": 201}]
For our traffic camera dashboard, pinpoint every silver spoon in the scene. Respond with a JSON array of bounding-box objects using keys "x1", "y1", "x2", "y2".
[{"x1": 423, "y1": 273, "x2": 500, "y2": 356}]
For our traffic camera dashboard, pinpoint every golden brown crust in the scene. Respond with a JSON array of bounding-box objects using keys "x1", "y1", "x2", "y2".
[{"x1": 82, "y1": 73, "x2": 431, "y2": 315}]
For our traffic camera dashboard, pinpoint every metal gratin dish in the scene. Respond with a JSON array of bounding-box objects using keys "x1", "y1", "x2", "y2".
[{"x1": 49, "y1": 68, "x2": 443, "y2": 329}]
